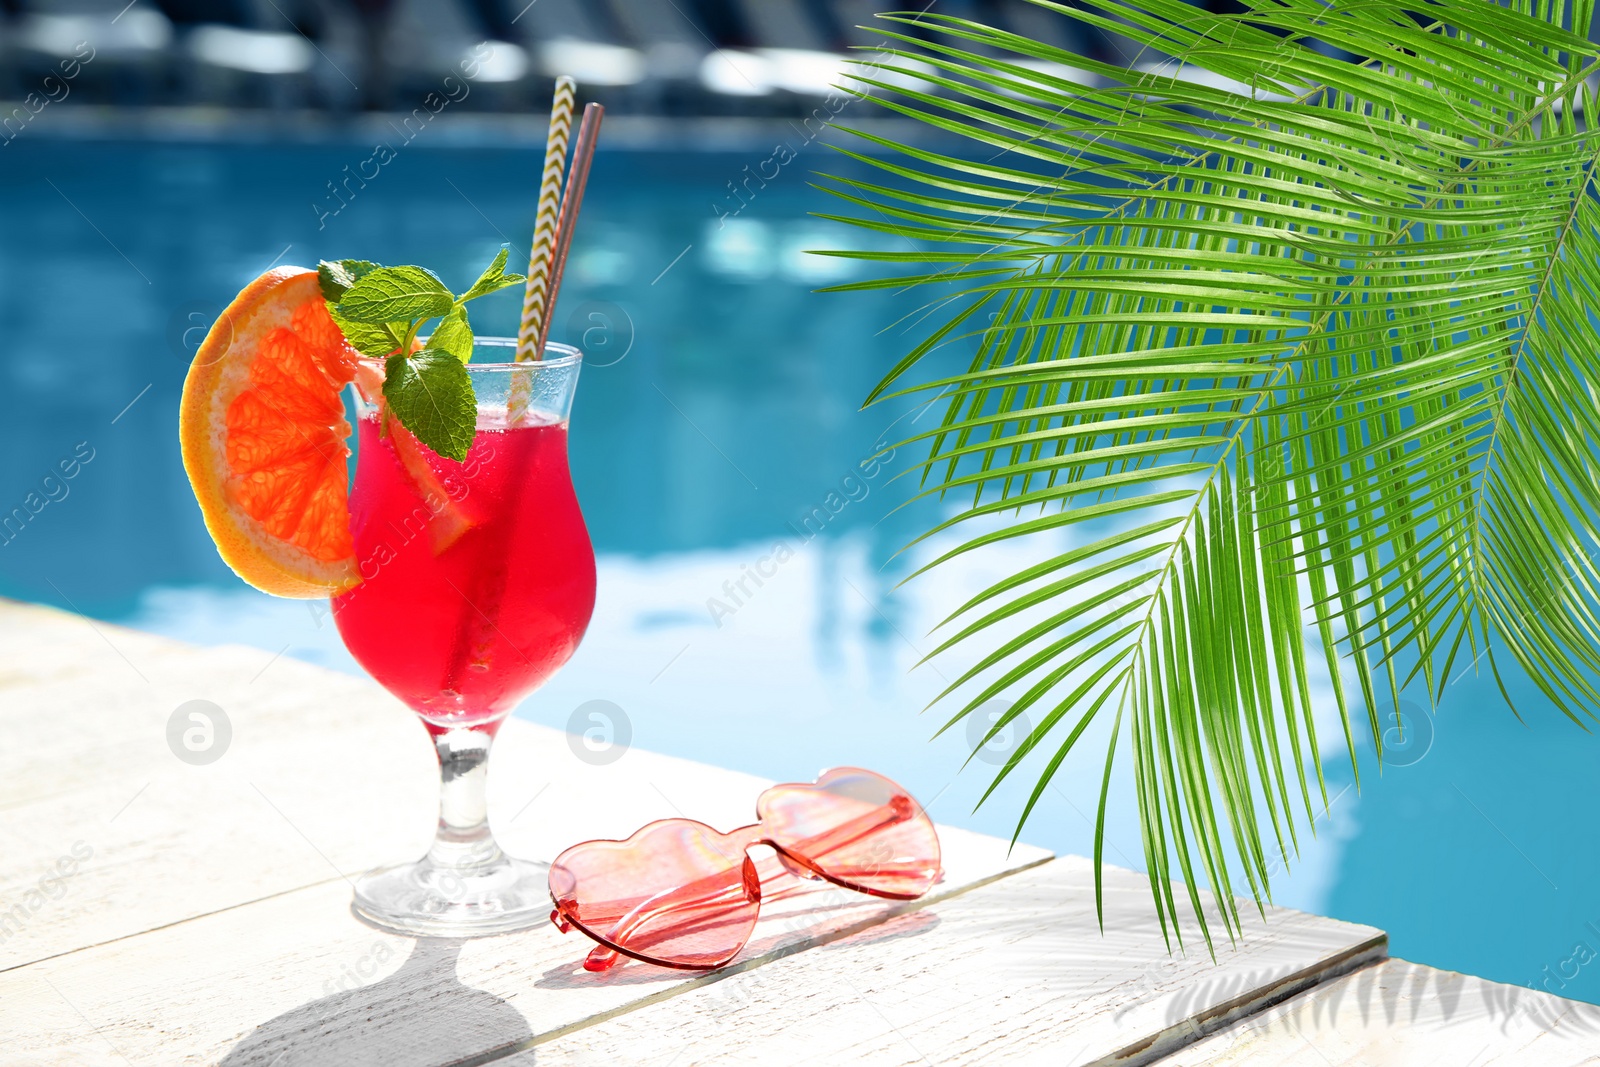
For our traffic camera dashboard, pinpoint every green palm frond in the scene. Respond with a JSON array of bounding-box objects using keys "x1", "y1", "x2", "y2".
[{"x1": 822, "y1": 0, "x2": 1600, "y2": 949}]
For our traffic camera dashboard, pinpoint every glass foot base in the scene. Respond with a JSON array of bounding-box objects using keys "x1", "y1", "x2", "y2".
[{"x1": 353, "y1": 853, "x2": 553, "y2": 938}]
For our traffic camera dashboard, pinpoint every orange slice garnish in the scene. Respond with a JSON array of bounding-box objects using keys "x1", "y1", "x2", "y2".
[{"x1": 180, "y1": 267, "x2": 361, "y2": 597}]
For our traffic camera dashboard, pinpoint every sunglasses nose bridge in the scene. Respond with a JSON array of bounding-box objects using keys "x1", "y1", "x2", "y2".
[{"x1": 731, "y1": 825, "x2": 789, "y2": 900}]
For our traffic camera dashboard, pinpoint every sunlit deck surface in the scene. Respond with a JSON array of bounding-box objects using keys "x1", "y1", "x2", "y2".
[{"x1": 3, "y1": 599, "x2": 1596, "y2": 1065}]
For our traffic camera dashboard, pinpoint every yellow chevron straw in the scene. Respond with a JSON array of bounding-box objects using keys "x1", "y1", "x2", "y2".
[{"x1": 516, "y1": 75, "x2": 577, "y2": 361}]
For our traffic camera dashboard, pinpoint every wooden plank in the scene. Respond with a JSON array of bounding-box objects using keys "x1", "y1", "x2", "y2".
[
  {"x1": 522, "y1": 856, "x2": 1385, "y2": 1067},
  {"x1": 0, "y1": 599, "x2": 841, "y2": 969},
  {"x1": 1161, "y1": 957, "x2": 1600, "y2": 1066},
  {"x1": 0, "y1": 599, "x2": 450, "y2": 971},
  {"x1": 0, "y1": 826, "x2": 1045, "y2": 1066},
  {"x1": 0, "y1": 603, "x2": 1051, "y2": 1064}
]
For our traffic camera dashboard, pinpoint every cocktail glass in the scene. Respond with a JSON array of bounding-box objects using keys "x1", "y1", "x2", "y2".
[{"x1": 334, "y1": 338, "x2": 595, "y2": 936}]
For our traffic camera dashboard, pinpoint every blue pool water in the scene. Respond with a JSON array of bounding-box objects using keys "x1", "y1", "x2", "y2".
[{"x1": 2, "y1": 133, "x2": 1595, "y2": 1002}]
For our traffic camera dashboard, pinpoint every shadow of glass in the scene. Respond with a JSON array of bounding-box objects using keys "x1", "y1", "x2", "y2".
[{"x1": 220, "y1": 938, "x2": 533, "y2": 1067}]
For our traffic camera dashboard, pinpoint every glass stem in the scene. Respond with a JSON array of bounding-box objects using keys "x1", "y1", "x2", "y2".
[{"x1": 426, "y1": 726, "x2": 504, "y2": 873}]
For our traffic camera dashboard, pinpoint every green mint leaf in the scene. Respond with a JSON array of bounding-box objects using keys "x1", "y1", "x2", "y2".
[
  {"x1": 430, "y1": 306, "x2": 474, "y2": 363},
  {"x1": 320, "y1": 259, "x2": 396, "y2": 355},
  {"x1": 330, "y1": 305, "x2": 402, "y2": 358},
  {"x1": 318, "y1": 259, "x2": 380, "y2": 302},
  {"x1": 459, "y1": 247, "x2": 526, "y2": 302},
  {"x1": 383, "y1": 349, "x2": 477, "y2": 462},
  {"x1": 338, "y1": 266, "x2": 453, "y2": 325},
  {"x1": 459, "y1": 247, "x2": 509, "y2": 298},
  {"x1": 463, "y1": 273, "x2": 525, "y2": 301}
]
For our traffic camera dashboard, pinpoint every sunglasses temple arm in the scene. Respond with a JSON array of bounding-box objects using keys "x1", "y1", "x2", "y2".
[
  {"x1": 585, "y1": 944, "x2": 621, "y2": 971},
  {"x1": 783, "y1": 795, "x2": 917, "y2": 866}
]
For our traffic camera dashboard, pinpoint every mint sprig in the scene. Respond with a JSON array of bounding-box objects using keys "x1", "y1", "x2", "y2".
[
  {"x1": 383, "y1": 349, "x2": 477, "y2": 462},
  {"x1": 320, "y1": 249, "x2": 525, "y2": 462},
  {"x1": 460, "y1": 248, "x2": 526, "y2": 301},
  {"x1": 337, "y1": 265, "x2": 454, "y2": 324},
  {"x1": 317, "y1": 259, "x2": 378, "y2": 301},
  {"x1": 429, "y1": 306, "x2": 474, "y2": 363}
]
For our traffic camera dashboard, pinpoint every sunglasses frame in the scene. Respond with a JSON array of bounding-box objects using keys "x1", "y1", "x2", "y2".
[{"x1": 548, "y1": 767, "x2": 941, "y2": 972}]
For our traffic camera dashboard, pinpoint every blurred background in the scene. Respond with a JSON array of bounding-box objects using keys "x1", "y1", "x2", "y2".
[
  {"x1": 4, "y1": 0, "x2": 1600, "y2": 1010},
  {"x1": 0, "y1": 0, "x2": 1108, "y2": 118}
]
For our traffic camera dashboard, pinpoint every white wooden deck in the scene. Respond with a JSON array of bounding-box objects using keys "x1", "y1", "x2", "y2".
[{"x1": 1, "y1": 600, "x2": 1594, "y2": 1065}]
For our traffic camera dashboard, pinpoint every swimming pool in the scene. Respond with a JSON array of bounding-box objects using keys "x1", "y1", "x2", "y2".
[{"x1": 2, "y1": 132, "x2": 1593, "y2": 1004}]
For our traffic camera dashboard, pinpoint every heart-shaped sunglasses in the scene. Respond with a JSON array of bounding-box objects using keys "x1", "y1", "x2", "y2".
[{"x1": 548, "y1": 767, "x2": 942, "y2": 971}]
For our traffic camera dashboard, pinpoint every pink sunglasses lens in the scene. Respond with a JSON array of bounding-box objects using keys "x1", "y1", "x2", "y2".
[
  {"x1": 758, "y1": 768, "x2": 941, "y2": 898},
  {"x1": 549, "y1": 821, "x2": 760, "y2": 970}
]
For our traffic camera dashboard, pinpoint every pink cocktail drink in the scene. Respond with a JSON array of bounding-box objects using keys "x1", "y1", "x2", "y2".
[
  {"x1": 343, "y1": 342, "x2": 594, "y2": 936},
  {"x1": 333, "y1": 412, "x2": 596, "y2": 734}
]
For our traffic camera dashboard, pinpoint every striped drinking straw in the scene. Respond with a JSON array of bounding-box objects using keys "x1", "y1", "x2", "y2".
[
  {"x1": 516, "y1": 75, "x2": 577, "y2": 362},
  {"x1": 534, "y1": 102, "x2": 603, "y2": 358}
]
